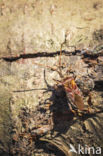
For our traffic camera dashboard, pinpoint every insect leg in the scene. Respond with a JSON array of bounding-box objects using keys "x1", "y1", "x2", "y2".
[
  {"x1": 85, "y1": 92, "x2": 94, "y2": 114},
  {"x1": 67, "y1": 101, "x2": 77, "y2": 115}
]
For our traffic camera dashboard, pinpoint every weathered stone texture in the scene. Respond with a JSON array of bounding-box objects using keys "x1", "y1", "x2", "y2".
[{"x1": 0, "y1": 0, "x2": 103, "y2": 155}]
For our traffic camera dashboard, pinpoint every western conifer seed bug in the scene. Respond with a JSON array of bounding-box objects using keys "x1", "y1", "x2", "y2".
[{"x1": 34, "y1": 44, "x2": 95, "y2": 116}]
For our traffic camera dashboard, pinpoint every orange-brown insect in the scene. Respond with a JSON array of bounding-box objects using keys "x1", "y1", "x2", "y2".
[
  {"x1": 58, "y1": 77, "x2": 84, "y2": 112},
  {"x1": 34, "y1": 44, "x2": 88, "y2": 115}
]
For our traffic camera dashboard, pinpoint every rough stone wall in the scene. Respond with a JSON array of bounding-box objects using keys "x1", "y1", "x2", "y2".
[{"x1": 0, "y1": 0, "x2": 103, "y2": 155}]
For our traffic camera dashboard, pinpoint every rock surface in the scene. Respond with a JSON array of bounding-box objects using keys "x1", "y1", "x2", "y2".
[{"x1": 0, "y1": 0, "x2": 103, "y2": 155}]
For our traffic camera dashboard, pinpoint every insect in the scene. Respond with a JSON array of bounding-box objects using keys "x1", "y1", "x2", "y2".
[
  {"x1": 34, "y1": 44, "x2": 93, "y2": 116},
  {"x1": 55, "y1": 77, "x2": 84, "y2": 114}
]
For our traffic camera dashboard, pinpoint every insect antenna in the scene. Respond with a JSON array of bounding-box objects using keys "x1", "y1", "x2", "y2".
[{"x1": 34, "y1": 62, "x2": 62, "y2": 76}]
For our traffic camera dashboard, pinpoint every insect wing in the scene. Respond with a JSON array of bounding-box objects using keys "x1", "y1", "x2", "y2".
[
  {"x1": 74, "y1": 93, "x2": 84, "y2": 111},
  {"x1": 73, "y1": 85, "x2": 84, "y2": 111},
  {"x1": 65, "y1": 82, "x2": 84, "y2": 111},
  {"x1": 66, "y1": 89, "x2": 77, "y2": 110}
]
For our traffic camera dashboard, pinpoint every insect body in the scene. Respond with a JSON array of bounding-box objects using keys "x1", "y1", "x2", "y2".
[
  {"x1": 62, "y1": 77, "x2": 84, "y2": 112},
  {"x1": 53, "y1": 75, "x2": 85, "y2": 115}
]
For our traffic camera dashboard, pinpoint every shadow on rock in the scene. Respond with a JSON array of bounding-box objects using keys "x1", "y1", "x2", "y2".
[{"x1": 49, "y1": 85, "x2": 74, "y2": 134}]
